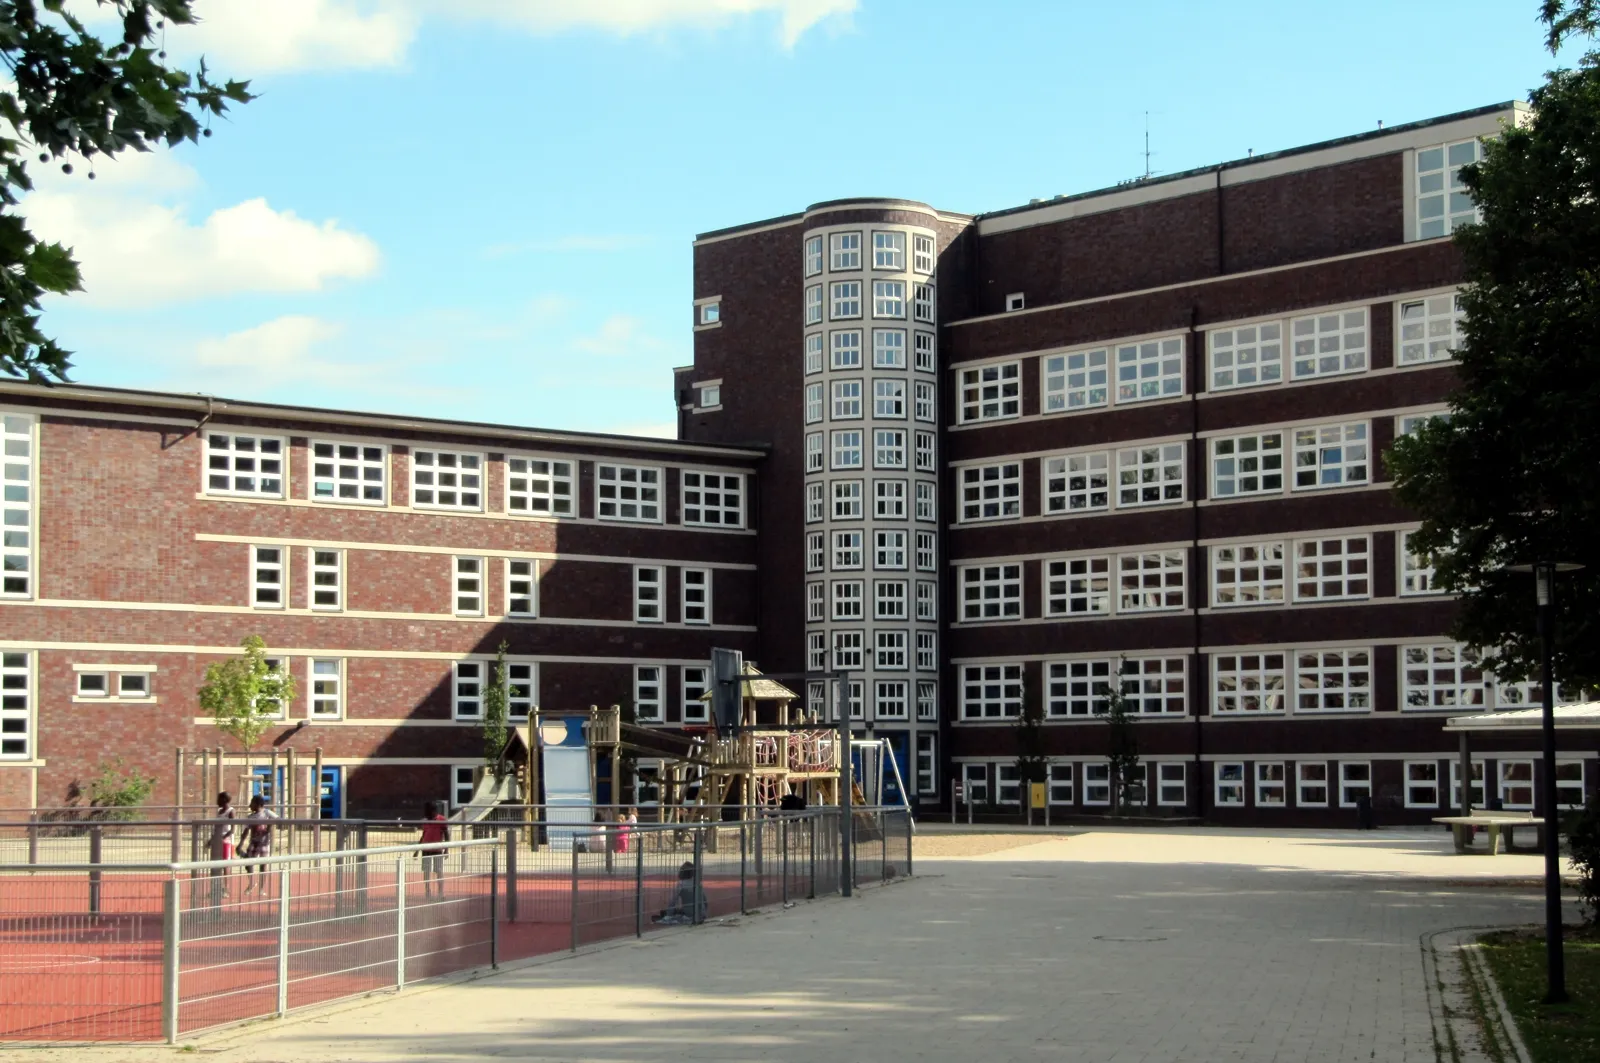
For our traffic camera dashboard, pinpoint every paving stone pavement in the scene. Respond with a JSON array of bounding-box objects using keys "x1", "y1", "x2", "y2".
[{"x1": 14, "y1": 828, "x2": 1569, "y2": 1063}]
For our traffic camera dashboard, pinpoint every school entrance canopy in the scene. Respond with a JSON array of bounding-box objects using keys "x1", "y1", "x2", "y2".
[{"x1": 1442, "y1": 702, "x2": 1600, "y2": 814}]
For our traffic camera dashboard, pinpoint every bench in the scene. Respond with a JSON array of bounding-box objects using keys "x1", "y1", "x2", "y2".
[{"x1": 1432, "y1": 814, "x2": 1544, "y2": 855}]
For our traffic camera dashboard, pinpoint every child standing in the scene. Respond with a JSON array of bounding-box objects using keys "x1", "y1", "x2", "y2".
[
  {"x1": 418, "y1": 801, "x2": 448, "y2": 899},
  {"x1": 240, "y1": 795, "x2": 276, "y2": 897},
  {"x1": 208, "y1": 792, "x2": 237, "y2": 905}
]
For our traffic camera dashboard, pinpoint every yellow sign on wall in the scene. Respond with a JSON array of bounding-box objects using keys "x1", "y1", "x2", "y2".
[{"x1": 1029, "y1": 782, "x2": 1047, "y2": 809}]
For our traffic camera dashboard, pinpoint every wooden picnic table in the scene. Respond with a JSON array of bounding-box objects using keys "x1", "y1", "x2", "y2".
[{"x1": 1432, "y1": 814, "x2": 1544, "y2": 855}]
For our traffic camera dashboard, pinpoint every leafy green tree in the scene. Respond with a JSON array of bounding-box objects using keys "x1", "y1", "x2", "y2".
[
  {"x1": 84, "y1": 755, "x2": 156, "y2": 821},
  {"x1": 1387, "y1": 8, "x2": 1600, "y2": 689},
  {"x1": 482, "y1": 641, "x2": 510, "y2": 781},
  {"x1": 1095, "y1": 665, "x2": 1141, "y2": 815},
  {"x1": 1, "y1": 1, "x2": 251, "y2": 380},
  {"x1": 1013, "y1": 676, "x2": 1048, "y2": 808},
  {"x1": 1544, "y1": 0, "x2": 1600, "y2": 52},
  {"x1": 198, "y1": 635, "x2": 295, "y2": 772}
]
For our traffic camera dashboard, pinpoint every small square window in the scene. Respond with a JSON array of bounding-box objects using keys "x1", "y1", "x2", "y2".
[
  {"x1": 698, "y1": 301, "x2": 720, "y2": 325},
  {"x1": 1004, "y1": 293, "x2": 1025, "y2": 312},
  {"x1": 77, "y1": 673, "x2": 108, "y2": 697},
  {"x1": 118, "y1": 673, "x2": 148, "y2": 697}
]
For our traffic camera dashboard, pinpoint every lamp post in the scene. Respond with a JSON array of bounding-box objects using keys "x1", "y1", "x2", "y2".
[{"x1": 1508, "y1": 560, "x2": 1582, "y2": 1004}]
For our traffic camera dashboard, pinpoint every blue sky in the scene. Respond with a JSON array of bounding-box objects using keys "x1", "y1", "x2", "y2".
[{"x1": 27, "y1": 0, "x2": 1585, "y2": 437}]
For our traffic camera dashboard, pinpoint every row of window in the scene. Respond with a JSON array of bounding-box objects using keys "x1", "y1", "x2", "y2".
[
  {"x1": 805, "y1": 231, "x2": 937, "y2": 276},
  {"x1": 805, "y1": 528, "x2": 937, "y2": 572},
  {"x1": 954, "y1": 645, "x2": 1576, "y2": 721},
  {"x1": 808, "y1": 579, "x2": 937, "y2": 623},
  {"x1": 2, "y1": 414, "x2": 33, "y2": 599},
  {"x1": 794, "y1": 675, "x2": 940, "y2": 722},
  {"x1": 806, "y1": 433, "x2": 936, "y2": 477},
  {"x1": 208, "y1": 434, "x2": 746, "y2": 528},
  {"x1": 804, "y1": 329, "x2": 937, "y2": 374},
  {"x1": 805, "y1": 378, "x2": 936, "y2": 423},
  {"x1": 806, "y1": 630, "x2": 940, "y2": 676},
  {"x1": 953, "y1": 531, "x2": 1441, "y2": 623},
  {"x1": 804, "y1": 280, "x2": 935, "y2": 326},
  {"x1": 959, "y1": 760, "x2": 1189, "y2": 807},
  {"x1": 955, "y1": 294, "x2": 1464, "y2": 426},
  {"x1": 805, "y1": 480, "x2": 937, "y2": 525}
]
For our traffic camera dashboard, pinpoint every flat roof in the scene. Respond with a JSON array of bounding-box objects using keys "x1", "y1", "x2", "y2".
[{"x1": 1443, "y1": 703, "x2": 1600, "y2": 732}]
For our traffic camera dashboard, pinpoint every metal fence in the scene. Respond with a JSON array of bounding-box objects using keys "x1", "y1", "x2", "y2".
[{"x1": 0, "y1": 808, "x2": 911, "y2": 1043}]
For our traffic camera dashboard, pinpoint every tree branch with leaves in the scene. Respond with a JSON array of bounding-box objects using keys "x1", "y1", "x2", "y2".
[
  {"x1": 1095, "y1": 664, "x2": 1142, "y2": 816},
  {"x1": 198, "y1": 635, "x2": 295, "y2": 774},
  {"x1": 482, "y1": 641, "x2": 510, "y2": 782}
]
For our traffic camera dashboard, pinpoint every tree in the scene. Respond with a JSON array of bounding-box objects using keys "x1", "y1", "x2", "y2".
[
  {"x1": 83, "y1": 755, "x2": 155, "y2": 821},
  {"x1": 1, "y1": 1, "x2": 251, "y2": 380},
  {"x1": 198, "y1": 635, "x2": 295, "y2": 774},
  {"x1": 1387, "y1": 7, "x2": 1600, "y2": 690},
  {"x1": 481, "y1": 641, "x2": 510, "y2": 782},
  {"x1": 1544, "y1": 1, "x2": 1600, "y2": 52},
  {"x1": 1012, "y1": 676, "x2": 1047, "y2": 810},
  {"x1": 1095, "y1": 665, "x2": 1141, "y2": 816}
]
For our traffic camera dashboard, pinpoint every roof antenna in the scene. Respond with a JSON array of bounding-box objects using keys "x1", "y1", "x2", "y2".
[
  {"x1": 1377, "y1": 119, "x2": 1384, "y2": 130},
  {"x1": 1143, "y1": 111, "x2": 1155, "y2": 180}
]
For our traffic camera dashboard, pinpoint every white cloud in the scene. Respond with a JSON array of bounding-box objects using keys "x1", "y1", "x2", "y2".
[
  {"x1": 135, "y1": 0, "x2": 417, "y2": 73},
  {"x1": 443, "y1": 0, "x2": 857, "y2": 48},
  {"x1": 191, "y1": 315, "x2": 354, "y2": 387},
  {"x1": 573, "y1": 314, "x2": 664, "y2": 356},
  {"x1": 24, "y1": 166, "x2": 381, "y2": 308}
]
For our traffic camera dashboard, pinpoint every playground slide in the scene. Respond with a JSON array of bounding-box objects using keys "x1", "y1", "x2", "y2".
[{"x1": 449, "y1": 771, "x2": 515, "y2": 823}]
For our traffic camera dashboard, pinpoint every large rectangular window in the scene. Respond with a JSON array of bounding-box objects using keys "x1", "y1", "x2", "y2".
[
  {"x1": 634, "y1": 566, "x2": 663, "y2": 623},
  {"x1": 596, "y1": 464, "x2": 662, "y2": 522},
  {"x1": 832, "y1": 579, "x2": 865, "y2": 620},
  {"x1": 830, "y1": 231, "x2": 861, "y2": 270},
  {"x1": 833, "y1": 530, "x2": 863, "y2": 569},
  {"x1": 311, "y1": 441, "x2": 386, "y2": 504},
  {"x1": 875, "y1": 633, "x2": 908, "y2": 671},
  {"x1": 1115, "y1": 443, "x2": 1184, "y2": 507},
  {"x1": 1215, "y1": 763, "x2": 1245, "y2": 806},
  {"x1": 1114, "y1": 336, "x2": 1185, "y2": 402},
  {"x1": 205, "y1": 431, "x2": 285, "y2": 498},
  {"x1": 960, "y1": 664, "x2": 1023, "y2": 719},
  {"x1": 833, "y1": 480, "x2": 862, "y2": 519},
  {"x1": 833, "y1": 630, "x2": 864, "y2": 670},
  {"x1": 959, "y1": 462, "x2": 1021, "y2": 522},
  {"x1": 1117, "y1": 551, "x2": 1185, "y2": 612},
  {"x1": 1339, "y1": 762, "x2": 1372, "y2": 808},
  {"x1": 1046, "y1": 659, "x2": 1111, "y2": 717},
  {"x1": 1402, "y1": 644, "x2": 1486, "y2": 710},
  {"x1": 874, "y1": 579, "x2": 907, "y2": 620},
  {"x1": 1, "y1": 651, "x2": 32, "y2": 758},
  {"x1": 832, "y1": 379, "x2": 863, "y2": 420},
  {"x1": 1211, "y1": 542, "x2": 1286, "y2": 607},
  {"x1": 1255, "y1": 763, "x2": 1287, "y2": 806},
  {"x1": 872, "y1": 230, "x2": 905, "y2": 270},
  {"x1": 1416, "y1": 139, "x2": 1481, "y2": 239},
  {"x1": 1292, "y1": 423, "x2": 1368, "y2": 489},
  {"x1": 832, "y1": 330, "x2": 862, "y2": 369},
  {"x1": 874, "y1": 479, "x2": 907, "y2": 519},
  {"x1": 959, "y1": 564, "x2": 1021, "y2": 621},
  {"x1": 1044, "y1": 452, "x2": 1109, "y2": 515},
  {"x1": 506, "y1": 457, "x2": 575, "y2": 518},
  {"x1": 1405, "y1": 762, "x2": 1440, "y2": 808},
  {"x1": 1045, "y1": 556, "x2": 1110, "y2": 616},
  {"x1": 873, "y1": 330, "x2": 907, "y2": 370},
  {"x1": 411, "y1": 449, "x2": 483, "y2": 510},
  {"x1": 1213, "y1": 652, "x2": 1287, "y2": 714},
  {"x1": 1208, "y1": 324, "x2": 1282, "y2": 391},
  {"x1": 1, "y1": 414, "x2": 32, "y2": 598},
  {"x1": 1399, "y1": 530, "x2": 1440, "y2": 596},
  {"x1": 1292, "y1": 536, "x2": 1371, "y2": 601},
  {"x1": 1398, "y1": 293, "x2": 1464, "y2": 364},
  {"x1": 831, "y1": 281, "x2": 862, "y2": 319},
  {"x1": 1289, "y1": 309, "x2": 1367, "y2": 379},
  {"x1": 958, "y1": 363, "x2": 1020, "y2": 423},
  {"x1": 874, "y1": 379, "x2": 906, "y2": 419},
  {"x1": 1297, "y1": 762, "x2": 1329, "y2": 807},
  {"x1": 1121, "y1": 656, "x2": 1187, "y2": 715},
  {"x1": 875, "y1": 680, "x2": 908, "y2": 718},
  {"x1": 1211, "y1": 432, "x2": 1285, "y2": 497},
  {"x1": 1156, "y1": 763, "x2": 1187, "y2": 806},
  {"x1": 832, "y1": 431, "x2": 863, "y2": 470},
  {"x1": 682, "y1": 471, "x2": 744, "y2": 527},
  {"x1": 1042, "y1": 347, "x2": 1109, "y2": 412},
  {"x1": 875, "y1": 530, "x2": 907, "y2": 570},
  {"x1": 873, "y1": 430, "x2": 906, "y2": 469},
  {"x1": 873, "y1": 280, "x2": 906, "y2": 318},
  {"x1": 1294, "y1": 649, "x2": 1371, "y2": 712}
]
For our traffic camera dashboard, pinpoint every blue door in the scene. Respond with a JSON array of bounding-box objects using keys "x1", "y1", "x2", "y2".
[
  {"x1": 249, "y1": 765, "x2": 276, "y2": 803},
  {"x1": 319, "y1": 767, "x2": 342, "y2": 819}
]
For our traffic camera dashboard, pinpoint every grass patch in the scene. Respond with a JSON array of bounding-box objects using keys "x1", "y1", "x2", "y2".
[{"x1": 1478, "y1": 926, "x2": 1600, "y2": 1063}]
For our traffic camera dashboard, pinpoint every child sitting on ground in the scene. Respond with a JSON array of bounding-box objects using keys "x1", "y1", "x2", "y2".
[{"x1": 653, "y1": 861, "x2": 708, "y2": 925}]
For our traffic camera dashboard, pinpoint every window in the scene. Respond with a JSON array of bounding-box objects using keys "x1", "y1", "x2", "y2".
[
  {"x1": 451, "y1": 765, "x2": 477, "y2": 809},
  {"x1": 1289, "y1": 309, "x2": 1367, "y2": 379},
  {"x1": 596, "y1": 464, "x2": 662, "y2": 522},
  {"x1": 634, "y1": 566, "x2": 663, "y2": 623},
  {"x1": 1084, "y1": 763, "x2": 1111, "y2": 805},
  {"x1": 959, "y1": 462, "x2": 1021, "y2": 522},
  {"x1": 1401, "y1": 643, "x2": 1486, "y2": 710},
  {"x1": 311, "y1": 441, "x2": 386, "y2": 504},
  {"x1": 453, "y1": 661, "x2": 483, "y2": 720},
  {"x1": 960, "y1": 564, "x2": 1021, "y2": 621},
  {"x1": 507, "y1": 559, "x2": 536, "y2": 616},
  {"x1": 1557, "y1": 762, "x2": 1586, "y2": 809},
  {"x1": 1416, "y1": 139, "x2": 1481, "y2": 239},
  {"x1": 1292, "y1": 423, "x2": 1368, "y2": 489},
  {"x1": 805, "y1": 333, "x2": 824, "y2": 374},
  {"x1": 872, "y1": 230, "x2": 905, "y2": 270},
  {"x1": 1399, "y1": 531, "x2": 1440, "y2": 596},
  {"x1": 833, "y1": 480, "x2": 862, "y2": 519},
  {"x1": 1339, "y1": 762, "x2": 1372, "y2": 808},
  {"x1": 1294, "y1": 649, "x2": 1371, "y2": 712},
  {"x1": 682, "y1": 471, "x2": 743, "y2": 527},
  {"x1": 913, "y1": 284, "x2": 935, "y2": 323},
  {"x1": 682, "y1": 569, "x2": 711, "y2": 624},
  {"x1": 1047, "y1": 763, "x2": 1074, "y2": 805},
  {"x1": 873, "y1": 280, "x2": 905, "y2": 318},
  {"x1": 874, "y1": 580, "x2": 908, "y2": 620},
  {"x1": 1046, "y1": 658, "x2": 1111, "y2": 717},
  {"x1": 807, "y1": 482, "x2": 825, "y2": 523},
  {"x1": 1042, "y1": 348, "x2": 1109, "y2": 412},
  {"x1": 1, "y1": 415, "x2": 32, "y2": 598},
  {"x1": 915, "y1": 629, "x2": 936, "y2": 669},
  {"x1": 506, "y1": 457, "x2": 575, "y2": 518},
  {"x1": 805, "y1": 384, "x2": 824, "y2": 424},
  {"x1": 77, "y1": 672, "x2": 107, "y2": 698},
  {"x1": 960, "y1": 664, "x2": 1022, "y2": 719},
  {"x1": 1117, "y1": 551, "x2": 1185, "y2": 612},
  {"x1": 995, "y1": 764, "x2": 1022, "y2": 805},
  {"x1": 913, "y1": 234, "x2": 935, "y2": 274},
  {"x1": 875, "y1": 530, "x2": 907, "y2": 570},
  {"x1": 310, "y1": 549, "x2": 342, "y2": 611},
  {"x1": 1211, "y1": 542, "x2": 1286, "y2": 607},
  {"x1": 806, "y1": 432, "x2": 823, "y2": 472},
  {"x1": 874, "y1": 432, "x2": 906, "y2": 470},
  {"x1": 1397, "y1": 411, "x2": 1449, "y2": 437},
  {"x1": 914, "y1": 332, "x2": 935, "y2": 372},
  {"x1": 1215, "y1": 763, "x2": 1246, "y2": 806},
  {"x1": 914, "y1": 731, "x2": 937, "y2": 793},
  {"x1": 454, "y1": 556, "x2": 484, "y2": 616},
  {"x1": 634, "y1": 666, "x2": 663, "y2": 723},
  {"x1": 1005, "y1": 292, "x2": 1025, "y2": 313},
  {"x1": 1255, "y1": 763, "x2": 1287, "y2": 806},
  {"x1": 1041, "y1": 452, "x2": 1105, "y2": 516},
  {"x1": 915, "y1": 531, "x2": 936, "y2": 572},
  {"x1": 875, "y1": 680, "x2": 908, "y2": 718},
  {"x1": 254, "y1": 657, "x2": 288, "y2": 719},
  {"x1": 1292, "y1": 536, "x2": 1371, "y2": 601},
  {"x1": 832, "y1": 330, "x2": 862, "y2": 369},
  {"x1": 1121, "y1": 657, "x2": 1187, "y2": 714},
  {"x1": 830, "y1": 231, "x2": 861, "y2": 270},
  {"x1": 1211, "y1": 432, "x2": 1285, "y2": 497},
  {"x1": 1208, "y1": 324, "x2": 1282, "y2": 391},
  {"x1": 832, "y1": 430, "x2": 864, "y2": 469},
  {"x1": 808, "y1": 633, "x2": 827, "y2": 671},
  {"x1": 831, "y1": 380, "x2": 863, "y2": 420},
  {"x1": 1297, "y1": 762, "x2": 1329, "y2": 806},
  {"x1": 683, "y1": 666, "x2": 710, "y2": 724},
  {"x1": 914, "y1": 432, "x2": 935, "y2": 471},
  {"x1": 805, "y1": 236, "x2": 823, "y2": 276},
  {"x1": 118, "y1": 674, "x2": 148, "y2": 698},
  {"x1": 914, "y1": 480, "x2": 935, "y2": 521},
  {"x1": 832, "y1": 580, "x2": 865, "y2": 620},
  {"x1": 962, "y1": 763, "x2": 990, "y2": 804},
  {"x1": 913, "y1": 382, "x2": 935, "y2": 422},
  {"x1": 807, "y1": 532, "x2": 825, "y2": 572},
  {"x1": 874, "y1": 479, "x2": 907, "y2": 518},
  {"x1": 1157, "y1": 763, "x2": 1187, "y2": 806},
  {"x1": 958, "y1": 363, "x2": 1020, "y2": 423},
  {"x1": 1405, "y1": 762, "x2": 1440, "y2": 808},
  {"x1": 805, "y1": 285, "x2": 823, "y2": 325},
  {"x1": 833, "y1": 530, "x2": 863, "y2": 569},
  {"x1": 1213, "y1": 653, "x2": 1287, "y2": 714},
  {"x1": 205, "y1": 432, "x2": 284, "y2": 498},
  {"x1": 874, "y1": 380, "x2": 906, "y2": 419},
  {"x1": 830, "y1": 281, "x2": 862, "y2": 319},
  {"x1": 1451, "y1": 760, "x2": 1487, "y2": 810},
  {"x1": 1398, "y1": 293, "x2": 1464, "y2": 364},
  {"x1": 251, "y1": 546, "x2": 284, "y2": 609},
  {"x1": 1045, "y1": 556, "x2": 1110, "y2": 616},
  {"x1": 411, "y1": 450, "x2": 483, "y2": 510},
  {"x1": 807, "y1": 580, "x2": 825, "y2": 622},
  {"x1": 698, "y1": 302, "x2": 720, "y2": 326},
  {"x1": 310, "y1": 659, "x2": 342, "y2": 719},
  {"x1": 1491, "y1": 676, "x2": 1582, "y2": 709},
  {"x1": 916, "y1": 681, "x2": 937, "y2": 720},
  {"x1": 876, "y1": 632, "x2": 907, "y2": 670},
  {"x1": 833, "y1": 630, "x2": 864, "y2": 670},
  {"x1": 1116, "y1": 443, "x2": 1184, "y2": 506},
  {"x1": 873, "y1": 330, "x2": 907, "y2": 369},
  {"x1": 1115, "y1": 336, "x2": 1185, "y2": 402}
]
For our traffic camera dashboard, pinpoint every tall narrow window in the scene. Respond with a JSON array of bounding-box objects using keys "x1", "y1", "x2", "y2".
[
  {"x1": 805, "y1": 383, "x2": 823, "y2": 423},
  {"x1": 916, "y1": 581, "x2": 936, "y2": 622},
  {"x1": 1399, "y1": 530, "x2": 1439, "y2": 596},
  {"x1": 635, "y1": 666, "x2": 663, "y2": 723},
  {"x1": 914, "y1": 331, "x2": 935, "y2": 371},
  {"x1": 913, "y1": 284, "x2": 935, "y2": 322},
  {"x1": 411, "y1": 449, "x2": 483, "y2": 510},
  {"x1": 805, "y1": 332, "x2": 824, "y2": 374},
  {"x1": 914, "y1": 432, "x2": 935, "y2": 471},
  {"x1": 310, "y1": 549, "x2": 342, "y2": 611},
  {"x1": 506, "y1": 663, "x2": 534, "y2": 720},
  {"x1": 1, "y1": 651, "x2": 32, "y2": 758},
  {"x1": 915, "y1": 531, "x2": 936, "y2": 572},
  {"x1": 453, "y1": 661, "x2": 483, "y2": 720},
  {"x1": 311, "y1": 441, "x2": 386, "y2": 504},
  {"x1": 506, "y1": 457, "x2": 575, "y2": 517},
  {"x1": 913, "y1": 234, "x2": 935, "y2": 274},
  {"x1": 1416, "y1": 139, "x2": 1481, "y2": 239},
  {"x1": 252, "y1": 546, "x2": 284, "y2": 609},
  {"x1": 682, "y1": 471, "x2": 744, "y2": 527},
  {"x1": 805, "y1": 285, "x2": 823, "y2": 325},
  {"x1": 205, "y1": 431, "x2": 285, "y2": 498},
  {"x1": 454, "y1": 557, "x2": 483, "y2": 616},
  {"x1": 914, "y1": 382, "x2": 935, "y2": 422},
  {"x1": 310, "y1": 659, "x2": 342, "y2": 719},
  {"x1": 634, "y1": 566, "x2": 663, "y2": 623},
  {"x1": 2, "y1": 414, "x2": 34, "y2": 598},
  {"x1": 806, "y1": 432, "x2": 823, "y2": 472},
  {"x1": 683, "y1": 666, "x2": 710, "y2": 723},
  {"x1": 507, "y1": 559, "x2": 536, "y2": 616},
  {"x1": 807, "y1": 482, "x2": 825, "y2": 523},
  {"x1": 807, "y1": 580, "x2": 826, "y2": 622},
  {"x1": 596, "y1": 464, "x2": 662, "y2": 522},
  {"x1": 829, "y1": 231, "x2": 861, "y2": 270},
  {"x1": 807, "y1": 532, "x2": 825, "y2": 572},
  {"x1": 916, "y1": 682, "x2": 938, "y2": 722},
  {"x1": 804, "y1": 235, "x2": 823, "y2": 276},
  {"x1": 914, "y1": 481, "x2": 935, "y2": 521},
  {"x1": 682, "y1": 568, "x2": 711, "y2": 624}
]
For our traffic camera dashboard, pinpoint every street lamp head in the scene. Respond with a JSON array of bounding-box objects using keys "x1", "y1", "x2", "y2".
[{"x1": 1505, "y1": 561, "x2": 1584, "y2": 606}]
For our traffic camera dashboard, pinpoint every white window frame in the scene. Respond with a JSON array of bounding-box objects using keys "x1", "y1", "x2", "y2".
[
  {"x1": 805, "y1": 383, "x2": 824, "y2": 424},
  {"x1": 506, "y1": 456, "x2": 576, "y2": 518},
  {"x1": 1045, "y1": 556, "x2": 1110, "y2": 617},
  {"x1": 806, "y1": 432, "x2": 823, "y2": 472},
  {"x1": 831, "y1": 329, "x2": 862, "y2": 369},
  {"x1": 681, "y1": 470, "x2": 744, "y2": 528},
  {"x1": 913, "y1": 381, "x2": 935, "y2": 422},
  {"x1": 1404, "y1": 761, "x2": 1441, "y2": 809},
  {"x1": 914, "y1": 431, "x2": 935, "y2": 471},
  {"x1": 204, "y1": 431, "x2": 286, "y2": 499},
  {"x1": 1401, "y1": 643, "x2": 1487, "y2": 711},
  {"x1": 1083, "y1": 763, "x2": 1110, "y2": 806},
  {"x1": 683, "y1": 666, "x2": 710, "y2": 724},
  {"x1": 634, "y1": 665, "x2": 664, "y2": 724},
  {"x1": 832, "y1": 480, "x2": 863, "y2": 520},
  {"x1": 1291, "y1": 422, "x2": 1369, "y2": 491},
  {"x1": 831, "y1": 380, "x2": 863, "y2": 421},
  {"x1": 805, "y1": 332, "x2": 824, "y2": 374},
  {"x1": 874, "y1": 579, "x2": 908, "y2": 621},
  {"x1": 873, "y1": 379, "x2": 906, "y2": 419},
  {"x1": 832, "y1": 580, "x2": 864, "y2": 621},
  {"x1": 1048, "y1": 762, "x2": 1074, "y2": 805},
  {"x1": 1115, "y1": 550, "x2": 1186, "y2": 613},
  {"x1": 913, "y1": 234, "x2": 935, "y2": 274},
  {"x1": 958, "y1": 362, "x2": 1021, "y2": 423},
  {"x1": 1208, "y1": 323, "x2": 1283, "y2": 392},
  {"x1": 916, "y1": 680, "x2": 938, "y2": 721},
  {"x1": 1211, "y1": 431, "x2": 1286, "y2": 498},
  {"x1": 832, "y1": 430, "x2": 864, "y2": 470},
  {"x1": 1156, "y1": 763, "x2": 1187, "y2": 807},
  {"x1": 251, "y1": 545, "x2": 285, "y2": 610},
  {"x1": 915, "y1": 629, "x2": 936, "y2": 669},
  {"x1": 682, "y1": 568, "x2": 711, "y2": 625},
  {"x1": 875, "y1": 632, "x2": 908, "y2": 671},
  {"x1": 874, "y1": 432, "x2": 906, "y2": 470},
  {"x1": 1210, "y1": 541, "x2": 1286, "y2": 607},
  {"x1": 453, "y1": 660, "x2": 484, "y2": 721},
  {"x1": 1045, "y1": 658, "x2": 1111, "y2": 717},
  {"x1": 1292, "y1": 649, "x2": 1372, "y2": 713},
  {"x1": 958, "y1": 462, "x2": 1021, "y2": 523},
  {"x1": 634, "y1": 565, "x2": 664, "y2": 623},
  {"x1": 959, "y1": 563, "x2": 1021, "y2": 622},
  {"x1": 596, "y1": 464, "x2": 663, "y2": 523},
  {"x1": 804, "y1": 236, "x2": 823, "y2": 277},
  {"x1": 872, "y1": 280, "x2": 906, "y2": 319},
  {"x1": 914, "y1": 331, "x2": 935, "y2": 372},
  {"x1": 874, "y1": 478, "x2": 907, "y2": 519},
  {"x1": 833, "y1": 630, "x2": 864, "y2": 670},
  {"x1": 1215, "y1": 762, "x2": 1246, "y2": 806},
  {"x1": 1338, "y1": 761, "x2": 1372, "y2": 808},
  {"x1": 1291, "y1": 535, "x2": 1372, "y2": 602},
  {"x1": 1, "y1": 413, "x2": 33, "y2": 600},
  {"x1": 1416, "y1": 139, "x2": 1482, "y2": 240},
  {"x1": 874, "y1": 529, "x2": 907, "y2": 570},
  {"x1": 1115, "y1": 443, "x2": 1185, "y2": 507},
  {"x1": 914, "y1": 480, "x2": 935, "y2": 521},
  {"x1": 1296, "y1": 762, "x2": 1329, "y2": 807},
  {"x1": 1121, "y1": 656, "x2": 1188, "y2": 715},
  {"x1": 807, "y1": 580, "x2": 825, "y2": 622},
  {"x1": 1042, "y1": 347, "x2": 1109, "y2": 412},
  {"x1": 309, "y1": 548, "x2": 343, "y2": 612},
  {"x1": 410, "y1": 449, "x2": 484, "y2": 512},
  {"x1": 1289, "y1": 308, "x2": 1368, "y2": 380},
  {"x1": 873, "y1": 329, "x2": 907, "y2": 370},
  {"x1": 805, "y1": 284, "x2": 823, "y2": 325},
  {"x1": 833, "y1": 530, "x2": 863, "y2": 570},
  {"x1": 310, "y1": 439, "x2": 387, "y2": 505},
  {"x1": 806, "y1": 531, "x2": 825, "y2": 573},
  {"x1": 309, "y1": 658, "x2": 343, "y2": 720},
  {"x1": 830, "y1": 280, "x2": 862, "y2": 320},
  {"x1": 872, "y1": 230, "x2": 905, "y2": 270},
  {"x1": 1255, "y1": 762, "x2": 1287, "y2": 807},
  {"x1": 806, "y1": 482, "x2": 825, "y2": 523},
  {"x1": 1399, "y1": 530, "x2": 1441, "y2": 596},
  {"x1": 1212, "y1": 652, "x2": 1288, "y2": 714},
  {"x1": 1043, "y1": 451, "x2": 1109, "y2": 515},
  {"x1": 453, "y1": 556, "x2": 484, "y2": 617},
  {"x1": 913, "y1": 283, "x2": 935, "y2": 323},
  {"x1": 915, "y1": 531, "x2": 936, "y2": 572},
  {"x1": 1114, "y1": 335, "x2": 1185, "y2": 403},
  {"x1": 959, "y1": 664, "x2": 1023, "y2": 720},
  {"x1": 1397, "y1": 292, "x2": 1464, "y2": 365},
  {"x1": 506, "y1": 558, "x2": 537, "y2": 617},
  {"x1": 829, "y1": 231, "x2": 861, "y2": 271}
]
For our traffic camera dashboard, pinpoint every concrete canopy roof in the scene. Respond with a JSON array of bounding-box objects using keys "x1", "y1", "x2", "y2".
[{"x1": 1443, "y1": 702, "x2": 1600, "y2": 732}]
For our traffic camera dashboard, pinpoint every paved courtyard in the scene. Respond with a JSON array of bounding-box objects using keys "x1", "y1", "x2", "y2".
[{"x1": 15, "y1": 826, "x2": 1572, "y2": 1063}]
